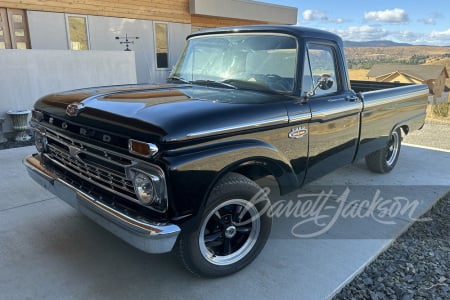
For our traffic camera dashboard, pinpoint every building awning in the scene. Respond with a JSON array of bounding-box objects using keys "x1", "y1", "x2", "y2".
[{"x1": 189, "y1": 0, "x2": 298, "y2": 24}]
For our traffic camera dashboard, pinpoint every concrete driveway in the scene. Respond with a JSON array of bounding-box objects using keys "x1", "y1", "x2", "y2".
[{"x1": 1, "y1": 145, "x2": 449, "y2": 300}]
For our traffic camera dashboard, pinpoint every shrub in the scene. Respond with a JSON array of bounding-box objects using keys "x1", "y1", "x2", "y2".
[{"x1": 431, "y1": 103, "x2": 449, "y2": 118}]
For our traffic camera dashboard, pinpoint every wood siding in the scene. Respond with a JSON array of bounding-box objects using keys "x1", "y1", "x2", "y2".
[
  {"x1": 0, "y1": 0, "x2": 271, "y2": 26},
  {"x1": 0, "y1": 0, "x2": 191, "y2": 23},
  {"x1": 191, "y1": 15, "x2": 266, "y2": 28}
]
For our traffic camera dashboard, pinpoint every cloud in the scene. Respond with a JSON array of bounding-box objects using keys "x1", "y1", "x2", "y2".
[
  {"x1": 407, "y1": 29, "x2": 450, "y2": 46},
  {"x1": 303, "y1": 9, "x2": 328, "y2": 21},
  {"x1": 329, "y1": 25, "x2": 389, "y2": 41},
  {"x1": 419, "y1": 18, "x2": 436, "y2": 25},
  {"x1": 430, "y1": 29, "x2": 450, "y2": 42},
  {"x1": 364, "y1": 8, "x2": 409, "y2": 23},
  {"x1": 302, "y1": 9, "x2": 345, "y2": 24},
  {"x1": 390, "y1": 31, "x2": 425, "y2": 43},
  {"x1": 330, "y1": 26, "x2": 450, "y2": 46},
  {"x1": 418, "y1": 12, "x2": 444, "y2": 25}
]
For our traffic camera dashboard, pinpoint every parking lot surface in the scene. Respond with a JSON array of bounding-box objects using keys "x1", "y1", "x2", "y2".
[{"x1": 1, "y1": 145, "x2": 449, "y2": 300}]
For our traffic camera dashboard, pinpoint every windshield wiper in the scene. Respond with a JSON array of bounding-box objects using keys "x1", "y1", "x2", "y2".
[
  {"x1": 190, "y1": 79, "x2": 237, "y2": 90},
  {"x1": 222, "y1": 79, "x2": 285, "y2": 95},
  {"x1": 167, "y1": 76, "x2": 191, "y2": 84}
]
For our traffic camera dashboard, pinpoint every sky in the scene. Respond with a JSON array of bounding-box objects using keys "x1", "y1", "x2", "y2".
[{"x1": 264, "y1": 0, "x2": 450, "y2": 46}]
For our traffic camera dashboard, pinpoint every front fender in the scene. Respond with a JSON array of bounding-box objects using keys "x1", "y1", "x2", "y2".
[{"x1": 162, "y1": 139, "x2": 300, "y2": 224}]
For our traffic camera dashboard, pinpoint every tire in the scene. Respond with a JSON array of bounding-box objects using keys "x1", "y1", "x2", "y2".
[
  {"x1": 365, "y1": 128, "x2": 402, "y2": 174},
  {"x1": 177, "y1": 172, "x2": 272, "y2": 277}
]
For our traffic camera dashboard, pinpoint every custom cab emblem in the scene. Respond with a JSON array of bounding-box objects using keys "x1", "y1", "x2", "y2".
[
  {"x1": 288, "y1": 126, "x2": 308, "y2": 139},
  {"x1": 66, "y1": 103, "x2": 81, "y2": 116}
]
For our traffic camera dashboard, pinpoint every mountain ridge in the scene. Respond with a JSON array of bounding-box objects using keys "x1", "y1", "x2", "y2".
[{"x1": 344, "y1": 40, "x2": 413, "y2": 47}]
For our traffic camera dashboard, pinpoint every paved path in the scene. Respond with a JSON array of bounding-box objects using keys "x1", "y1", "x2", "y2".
[{"x1": 0, "y1": 143, "x2": 449, "y2": 300}]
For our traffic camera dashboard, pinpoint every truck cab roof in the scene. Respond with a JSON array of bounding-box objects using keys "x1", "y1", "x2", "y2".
[{"x1": 188, "y1": 25, "x2": 343, "y2": 46}]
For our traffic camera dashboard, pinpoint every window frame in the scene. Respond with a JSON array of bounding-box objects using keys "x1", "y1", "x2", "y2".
[
  {"x1": 153, "y1": 21, "x2": 170, "y2": 70},
  {"x1": 304, "y1": 42, "x2": 343, "y2": 98},
  {"x1": 65, "y1": 14, "x2": 90, "y2": 50}
]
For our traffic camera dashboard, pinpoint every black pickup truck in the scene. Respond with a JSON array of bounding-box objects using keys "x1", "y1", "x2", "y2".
[{"x1": 25, "y1": 25, "x2": 429, "y2": 277}]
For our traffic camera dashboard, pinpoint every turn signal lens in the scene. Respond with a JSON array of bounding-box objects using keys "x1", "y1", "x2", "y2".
[
  {"x1": 129, "y1": 139, "x2": 158, "y2": 157},
  {"x1": 31, "y1": 109, "x2": 44, "y2": 122}
]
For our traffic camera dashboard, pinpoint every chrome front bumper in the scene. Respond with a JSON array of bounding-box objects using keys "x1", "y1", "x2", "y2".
[{"x1": 24, "y1": 154, "x2": 180, "y2": 254}]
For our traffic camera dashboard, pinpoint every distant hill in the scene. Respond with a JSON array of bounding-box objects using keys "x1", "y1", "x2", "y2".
[{"x1": 344, "y1": 40, "x2": 413, "y2": 47}]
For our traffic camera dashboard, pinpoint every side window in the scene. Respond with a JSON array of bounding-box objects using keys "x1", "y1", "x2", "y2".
[
  {"x1": 304, "y1": 44, "x2": 339, "y2": 97},
  {"x1": 302, "y1": 52, "x2": 313, "y2": 95}
]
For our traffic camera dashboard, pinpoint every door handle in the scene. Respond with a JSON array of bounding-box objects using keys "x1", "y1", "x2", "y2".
[{"x1": 345, "y1": 96, "x2": 359, "y2": 102}]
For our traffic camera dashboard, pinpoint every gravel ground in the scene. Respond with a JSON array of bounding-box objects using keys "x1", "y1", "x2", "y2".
[
  {"x1": 403, "y1": 120, "x2": 450, "y2": 151},
  {"x1": 334, "y1": 120, "x2": 450, "y2": 300},
  {"x1": 333, "y1": 193, "x2": 449, "y2": 300}
]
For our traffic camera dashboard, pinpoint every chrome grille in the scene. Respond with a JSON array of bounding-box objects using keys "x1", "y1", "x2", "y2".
[{"x1": 42, "y1": 127, "x2": 139, "y2": 201}]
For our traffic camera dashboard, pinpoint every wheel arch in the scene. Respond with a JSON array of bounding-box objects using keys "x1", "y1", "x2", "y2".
[
  {"x1": 216, "y1": 156, "x2": 299, "y2": 196},
  {"x1": 165, "y1": 139, "x2": 300, "y2": 227}
]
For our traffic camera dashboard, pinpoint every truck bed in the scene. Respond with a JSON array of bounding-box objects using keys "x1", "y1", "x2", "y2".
[
  {"x1": 350, "y1": 80, "x2": 413, "y2": 93},
  {"x1": 351, "y1": 80, "x2": 429, "y2": 161}
]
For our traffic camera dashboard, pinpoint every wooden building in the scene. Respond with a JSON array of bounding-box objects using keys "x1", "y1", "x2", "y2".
[
  {"x1": 0, "y1": 0, "x2": 297, "y2": 83},
  {"x1": 368, "y1": 64, "x2": 449, "y2": 102}
]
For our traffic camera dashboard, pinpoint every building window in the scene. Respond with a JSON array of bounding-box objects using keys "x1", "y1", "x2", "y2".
[
  {"x1": 66, "y1": 15, "x2": 89, "y2": 50},
  {"x1": 154, "y1": 22, "x2": 169, "y2": 69},
  {"x1": 0, "y1": 8, "x2": 30, "y2": 49}
]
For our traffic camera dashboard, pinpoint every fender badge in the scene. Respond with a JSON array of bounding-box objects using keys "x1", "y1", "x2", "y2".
[
  {"x1": 66, "y1": 103, "x2": 82, "y2": 116},
  {"x1": 288, "y1": 126, "x2": 308, "y2": 139}
]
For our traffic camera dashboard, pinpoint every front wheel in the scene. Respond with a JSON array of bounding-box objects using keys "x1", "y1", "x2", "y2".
[
  {"x1": 177, "y1": 173, "x2": 272, "y2": 277},
  {"x1": 365, "y1": 128, "x2": 402, "y2": 173}
]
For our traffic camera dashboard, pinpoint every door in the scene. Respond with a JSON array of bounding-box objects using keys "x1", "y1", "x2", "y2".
[
  {"x1": 0, "y1": 8, "x2": 30, "y2": 49},
  {"x1": 0, "y1": 8, "x2": 11, "y2": 49},
  {"x1": 303, "y1": 42, "x2": 362, "y2": 182}
]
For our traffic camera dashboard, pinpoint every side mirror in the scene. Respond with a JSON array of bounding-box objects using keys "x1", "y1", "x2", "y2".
[
  {"x1": 306, "y1": 74, "x2": 334, "y2": 97},
  {"x1": 317, "y1": 74, "x2": 334, "y2": 90}
]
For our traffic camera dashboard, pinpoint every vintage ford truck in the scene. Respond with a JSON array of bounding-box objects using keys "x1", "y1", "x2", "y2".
[{"x1": 25, "y1": 25, "x2": 429, "y2": 277}]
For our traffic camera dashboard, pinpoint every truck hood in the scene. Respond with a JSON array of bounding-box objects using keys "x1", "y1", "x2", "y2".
[{"x1": 34, "y1": 84, "x2": 292, "y2": 143}]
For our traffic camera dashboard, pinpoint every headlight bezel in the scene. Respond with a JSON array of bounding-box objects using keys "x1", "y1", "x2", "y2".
[
  {"x1": 130, "y1": 167, "x2": 168, "y2": 213},
  {"x1": 34, "y1": 130, "x2": 48, "y2": 153}
]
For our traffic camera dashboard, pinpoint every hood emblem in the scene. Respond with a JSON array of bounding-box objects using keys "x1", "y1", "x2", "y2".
[{"x1": 66, "y1": 103, "x2": 82, "y2": 116}]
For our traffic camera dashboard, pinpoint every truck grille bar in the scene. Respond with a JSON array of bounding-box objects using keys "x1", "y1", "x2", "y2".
[{"x1": 42, "y1": 127, "x2": 139, "y2": 202}]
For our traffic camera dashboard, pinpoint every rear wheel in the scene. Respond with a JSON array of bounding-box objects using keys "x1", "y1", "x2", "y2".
[
  {"x1": 365, "y1": 128, "x2": 402, "y2": 173},
  {"x1": 177, "y1": 173, "x2": 272, "y2": 277}
]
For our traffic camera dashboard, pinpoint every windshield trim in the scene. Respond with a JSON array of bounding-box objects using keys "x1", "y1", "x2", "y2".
[
  {"x1": 170, "y1": 32, "x2": 299, "y2": 95},
  {"x1": 188, "y1": 32, "x2": 298, "y2": 40}
]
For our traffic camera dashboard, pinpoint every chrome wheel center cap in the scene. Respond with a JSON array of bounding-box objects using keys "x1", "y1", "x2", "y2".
[{"x1": 224, "y1": 226, "x2": 237, "y2": 238}]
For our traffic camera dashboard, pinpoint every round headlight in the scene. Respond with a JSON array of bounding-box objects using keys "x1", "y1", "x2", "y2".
[
  {"x1": 133, "y1": 172, "x2": 155, "y2": 205},
  {"x1": 34, "y1": 131, "x2": 48, "y2": 153}
]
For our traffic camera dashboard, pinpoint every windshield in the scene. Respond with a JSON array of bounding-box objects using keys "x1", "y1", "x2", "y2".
[{"x1": 169, "y1": 34, "x2": 298, "y2": 93}]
